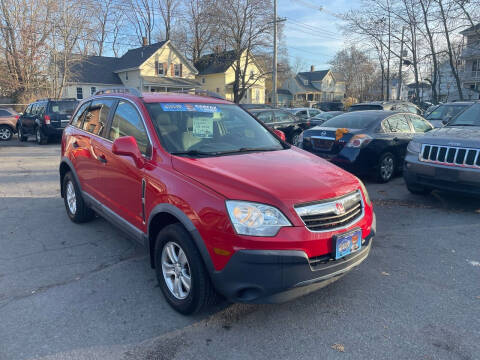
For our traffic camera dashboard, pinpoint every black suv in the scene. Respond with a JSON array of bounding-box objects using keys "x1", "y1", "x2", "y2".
[
  {"x1": 17, "y1": 98, "x2": 78, "y2": 144},
  {"x1": 249, "y1": 108, "x2": 307, "y2": 144},
  {"x1": 349, "y1": 101, "x2": 422, "y2": 115}
]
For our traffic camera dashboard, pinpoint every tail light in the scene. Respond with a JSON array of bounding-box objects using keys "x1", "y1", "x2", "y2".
[
  {"x1": 346, "y1": 134, "x2": 373, "y2": 148},
  {"x1": 44, "y1": 115, "x2": 51, "y2": 125},
  {"x1": 15, "y1": 115, "x2": 19, "y2": 119}
]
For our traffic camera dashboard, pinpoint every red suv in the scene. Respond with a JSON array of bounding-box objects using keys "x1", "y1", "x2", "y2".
[{"x1": 60, "y1": 89, "x2": 376, "y2": 314}]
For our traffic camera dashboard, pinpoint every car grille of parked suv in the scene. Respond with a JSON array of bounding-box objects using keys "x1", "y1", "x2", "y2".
[
  {"x1": 420, "y1": 144, "x2": 480, "y2": 168},
  {"x1": 294, "y1": 191, "x2": 364, "y2": 232}
]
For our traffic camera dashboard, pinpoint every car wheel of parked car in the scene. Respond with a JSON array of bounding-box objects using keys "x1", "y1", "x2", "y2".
[
  {"x1": 406, "y1": 183, "x2": 432, "y2": 195},
  {"x1": 0, "y1": 125, "x2": 13, "y2": 141},
  {"x1": 376, "y1": 152, "x2": 395, "y2": 183},
  {"x1": 155, "y1": 223, "x2": 218, "y2": 314},
  {"x1": 17, "y1": 126, "x2": 28, "y2": 142},
  {"x1": 62, "y1": 172, "x2": 95, "y2": 223},
  {"x1": 35, "y1": 126, "x2": 48, "y2": 145}
]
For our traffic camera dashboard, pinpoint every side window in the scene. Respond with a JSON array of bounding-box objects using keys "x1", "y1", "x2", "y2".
[
  {"x1": 70, "y1": 101, "x2": 91, "y2": 128},
  {"x1": 31, "y1": 103, "x2": 39, "y2": 116},
  {"x1": 297, "y1": 110, "x2": 308, "y2": 119},
  {"x1": 256, "y1": 111, "x2": 273, "y2": 124},
  {"x1": 108, "y1": 101, "x2": 149, "y2": 155},
  {"x1": 38, "y1": 103, "x2": 46, "y2": 116},
  {"x1": 23, "y1": 104, "x2": 32, "y2": 115},
  {"x1": 408, "y1": 115, "x2": 433, "y2": 133},
  {"x1": 0, "y1": 109, "x2": 10, "y2": 116},
  {"x1": 82, "y1": 99, "x2": 114, "y2": 136},
  {"x1": 383, "y1": 115, "x2": 411, "y2": 133},
  {"x1": 276, "y1": 111, "x2": 294, "y2": 122},
  {"x1": 309, "y1": 109, "x2": 320, "y2": 117}
]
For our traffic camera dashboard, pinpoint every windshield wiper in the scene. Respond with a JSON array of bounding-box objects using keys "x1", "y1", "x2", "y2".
[
  {"x1": 170, "y1": 150, "x2": 217, "y2": 157},
  {"x1": 213, "y1": 147, "x2": 281, "y2": 155},
  {"x1": 446, "y1": 123, "x2": 479, "y2": 127}
]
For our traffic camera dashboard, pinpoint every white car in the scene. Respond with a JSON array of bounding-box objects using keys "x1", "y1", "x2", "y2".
[{"x1": 285, "y1": 107, "x2": 322, "y2": 120}]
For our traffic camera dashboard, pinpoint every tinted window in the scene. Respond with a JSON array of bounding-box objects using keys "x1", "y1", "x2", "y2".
[
  {"x1": 349, "y1": 104, "x2": 383, "y2": 111},
  {"x1": 383, "y1": 115, "x2": 411, "y2": 133},
  {"x1": 109, "y1": 101, "x2": 149, "y2": 155},
  {"x1": 0, "y1": 109, "x2": 10, "y2": 116},
  {"x1": 426, "y1": 104, "x2": 468, "y2": 120},
  {"x1": 448, "y1": 103, "x2": 480, "y2": 126},
  {"x1": 255, "y1": 111, "x2": 273, "y2": 124},
  {"x1": 309, "y1": 109, "x2": 321, "y2": 117},
  {"x1": 322, "y1": 112, "x2": 381, "y2": 129},
  {"x1": 70, "y1": 101, "x2": 91, "y2": 128},
  {"x1": 49, "y1": 101, "x2": 77, "y2": 115},
  {"x1": 408, "y1": 115, "x2": 432, "y2": 133},
  {"x1": 82, "y1": 99, "x2": 114, "y2": 136}
]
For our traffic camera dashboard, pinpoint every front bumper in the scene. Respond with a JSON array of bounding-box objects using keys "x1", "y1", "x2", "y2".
[
  {"x1": 211, "y1": 226, "x2": 375, "y2": 303},
  {"x1": 404, "y1": 153, "x2": 480, "y2": 195}
]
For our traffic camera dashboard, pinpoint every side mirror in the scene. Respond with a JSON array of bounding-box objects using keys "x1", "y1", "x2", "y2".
[
  {"x1": 442, "y1": 116, "x2": 451, "y2": 125},
  {"x1": 273, "y1": 129, "x2": 286, "y2": 141},
  {"x1": 112, "y1": 136, "x2": 144, "y2": 168}
]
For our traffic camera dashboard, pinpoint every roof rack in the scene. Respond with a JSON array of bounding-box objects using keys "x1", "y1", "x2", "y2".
[
  {"x1": 173, "y1": 89, "x2": 225, "y2": 100},
  {"x1": 95, "y1": 87, "x2": 142, "y2": 97}
]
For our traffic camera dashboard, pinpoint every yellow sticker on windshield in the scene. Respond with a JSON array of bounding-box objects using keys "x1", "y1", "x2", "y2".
[{"x1": 193, "y1": 118, "x2": 214, "y2": 138}]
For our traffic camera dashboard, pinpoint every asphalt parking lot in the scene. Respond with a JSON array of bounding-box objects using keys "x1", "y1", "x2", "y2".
[{"x1": 1, "y1": 137, "x2": 479, "y2": 360}]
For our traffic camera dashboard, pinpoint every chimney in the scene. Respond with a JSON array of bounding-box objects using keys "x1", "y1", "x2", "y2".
[
  {"x1": 310, "y1": 65, "x2": 315, "y2": 72},
  {"x1": 142, "y1": 37, "x2": 148, "y2": 47}
]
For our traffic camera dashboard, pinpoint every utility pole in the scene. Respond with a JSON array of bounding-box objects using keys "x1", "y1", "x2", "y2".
[
  {"x1": 273, "y1": 0, "x2": 278, "y2": 107},
  {"x1": 397, "y1": 26, "x2": 405, "y2": 100},
  {"x1": 272, "y1": 1, "x2": 285, "y2": 107}
]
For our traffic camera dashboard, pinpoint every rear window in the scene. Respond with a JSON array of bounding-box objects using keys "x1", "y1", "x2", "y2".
[
  {"x1": 321, "y1": 112, "x2": 381, "y2": 129},
  {"x1": 349, "y1": 104, "x2": 383, "y2": 111},
  {"x1": 49, "y1": 101, "x2": 77, "y2": 115}
]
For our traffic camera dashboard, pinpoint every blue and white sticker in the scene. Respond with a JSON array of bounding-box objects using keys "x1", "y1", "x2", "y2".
[{"x1": 160, "y1": 103, "x2": 219, "y2": 113}]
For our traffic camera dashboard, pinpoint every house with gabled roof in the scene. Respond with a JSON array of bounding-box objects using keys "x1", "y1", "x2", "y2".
[
  {"x1": 280, "y1": 67, "x2": 345, "y2": 106},
  {"x1": 194, "y1": 49, "x2": 266, "y2": 104},
  {"x1": 62, "y1": 40, "x2": 201, "y2": 100}
]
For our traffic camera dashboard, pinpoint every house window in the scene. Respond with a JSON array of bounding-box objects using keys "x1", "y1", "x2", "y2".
[
  {"x1": 255, "y1": 89, "x2": 260, "y2": 102},
  {"x1": 90, "y1": 86, "x2": 96, "y2": 95},
  {"x1": 216, "y1": 88, "x2": 220, "y2": 93},
  {"x1": 250, "y1": 70, "x2": 255, "y2": 79},
  {"x1": 76, "y1": 87, "x2": 83, "y2": 100},
  {"x1": 125, "y1": 72, "x2": 128, "y2": 80},
  {"x1": 473, "y1": 60, "x2": 480, "y2": 72},
  {"x1": 202, "y1": 78, "x2": 205, "y2": 84},
  {"x1": 174, "y1": 64, "x2": 181, "y2": 77},
  {"x1": 156, "y1": 61, "x2": 165, "y2": 76}
]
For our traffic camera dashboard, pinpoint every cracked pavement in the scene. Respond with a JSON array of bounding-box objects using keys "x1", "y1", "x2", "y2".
[{"x1": 1, "y1": 137, "x2": 479, "y2": 360}]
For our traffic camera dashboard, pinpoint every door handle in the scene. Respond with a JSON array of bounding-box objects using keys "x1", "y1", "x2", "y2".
[{"x1": 98, "y1": 154, "x2": 107, "y2": 163}]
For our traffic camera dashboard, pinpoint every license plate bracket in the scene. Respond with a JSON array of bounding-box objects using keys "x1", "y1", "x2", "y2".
[{"x1": 333, "y1": 228, "x2": 362, "y2": 259}]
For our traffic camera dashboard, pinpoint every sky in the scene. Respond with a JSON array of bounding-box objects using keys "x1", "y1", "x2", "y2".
[{"x1": 277, "y1": 0, "x2": 362, "y2": 71}]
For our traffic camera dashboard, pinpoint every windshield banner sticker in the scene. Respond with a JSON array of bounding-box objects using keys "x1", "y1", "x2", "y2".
[
  {"x1": 193, "y1": 118, "x2": 214, "y2": 138},
  {"x1": 161, "y1": 103, "x2": 218, "y2": 113}
]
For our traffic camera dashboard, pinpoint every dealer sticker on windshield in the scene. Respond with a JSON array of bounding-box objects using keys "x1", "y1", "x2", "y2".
[
  {"x1": 193, "y1": 118, "x2": 214, "y2": 138},
  {"x1": 160, "y1": 103, "x2": 218, "y2": 113}
]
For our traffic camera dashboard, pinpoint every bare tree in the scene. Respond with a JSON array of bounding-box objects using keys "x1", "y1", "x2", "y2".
[
  {"x1": 158, "y1": 0, "x2": 179, "y2": 41},
  {"x1": 129, "y1": 0, "x2": 156, "y2": 45}
]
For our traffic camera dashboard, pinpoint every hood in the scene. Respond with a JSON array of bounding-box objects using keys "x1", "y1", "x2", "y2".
[
  {"x1": 172, "y1": 148, "x2": 360, "y2": 210},
  {"x1": 416, "y1": 126, "x2": 480, "y2": 148}
]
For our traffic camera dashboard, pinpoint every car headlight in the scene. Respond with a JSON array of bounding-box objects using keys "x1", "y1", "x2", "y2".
[
  {"x1": 407, "y1": 141, "x2": 422, "y2": 153},
  {"x1": 356, "y1": 178, "x2": 372, "y2": 206},
  {"x1": 226, "y1": 201, "x2": 291, "y2": 236}
]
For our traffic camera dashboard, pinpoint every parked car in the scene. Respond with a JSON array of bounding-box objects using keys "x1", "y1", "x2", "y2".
[
  {"x1": 298, "y1": 110, "x2": 433, "y2": 182},
  {"x1": 240, "y1": 103, "x2": 274, "y2": 110},
  {"x1": 310, "y1": 111, "x2": 344, "y2": 126},
  {"x1": 250, "y1": 108, "x2": 307, "y2": 144},
  {"x1": 17, "y1": 98, "x2": 78, "y2": 144},
  {"x1": 424, "y1": 104, "x2": 440, "y2": 118},
  {"x1": 404, "y1": 102, "x2": 480, "y2": 195},
  {"x1": 314, "y1": 101, "x2": 345, "y2": 112},
  {"x1": 60, "y1": 89, "x2": 375, "y2": 314},
  {"x1": 0, "y1": 108, "x2": 19, "y2": 141},
  {"x1": 285, "y1": 107, "x2": 322, "y2": 121},
  {"x1": 424, "y1": 101, "x2": 473, "y2": 128},
  {"x1": 349, "y1": 101, "x2": 422, "y2": 115}
]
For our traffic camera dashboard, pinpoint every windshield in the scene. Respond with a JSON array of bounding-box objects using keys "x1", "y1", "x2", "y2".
[
  {"x1": 49, "y1": 101, "x2": 77, "y2": 115},
  {"x1": 146, "y1": 103, "x2": 284, "y2": 156},
  {"x1": 321, "y1": 112, "x2": 381, "y2": 129},
  {"x1": 349, "y1": 104, "x2": 383, "y2": 111},
  {"x1": 426, "y1": 104, "x2": 468, "y2": 120},
  {"x1": 447, "y1": 103, "x2": 480, "y2": 126}
]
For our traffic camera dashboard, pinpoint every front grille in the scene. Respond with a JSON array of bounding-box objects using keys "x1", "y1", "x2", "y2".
[
  {"x1": 420, "y1": 144, "x2": 480, "y2": 168},
  {"x1": 294, "y1": 191, "x2": 364, "y2": 232}
]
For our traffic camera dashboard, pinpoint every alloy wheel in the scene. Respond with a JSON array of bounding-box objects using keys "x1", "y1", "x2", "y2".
[
  {"x1": 380, "y1": 155, "x2": 394, "y2": 181},
  {"x1": 0, "y1": 127, "x2": 11, "y2": 140},
  {"x1": 66, "y1": 181, "x2": 77, "y2": 215},
  {"x1": 36, "y1": 128, "x2": 41, "y2": 143},
  {"x1": 161, "y1": 241, "x2": 191, "y2": 300}
]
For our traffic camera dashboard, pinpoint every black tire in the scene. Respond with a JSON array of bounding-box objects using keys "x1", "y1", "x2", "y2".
[
  {"x1": 406, "y1": 183, "x2": 432, "y2": 195},
  {"x1": 17, "y1": 125, "x2": 28, "y2": 142},
  {"x1": 62, "y1": 172, "x2": 95, "y2": 223},
  {"x1": 376, "y1": 152, "x2": 396, "y2": 183},
  {"x1": 35, "y1": 126, "x2": 48, "y2": 145},
  {"x1": 154, "y1": 223, "x2": 218, "y2": 314},
  {"x1": 0, "y1": 125, "x2": 13, "y2": 141}
]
